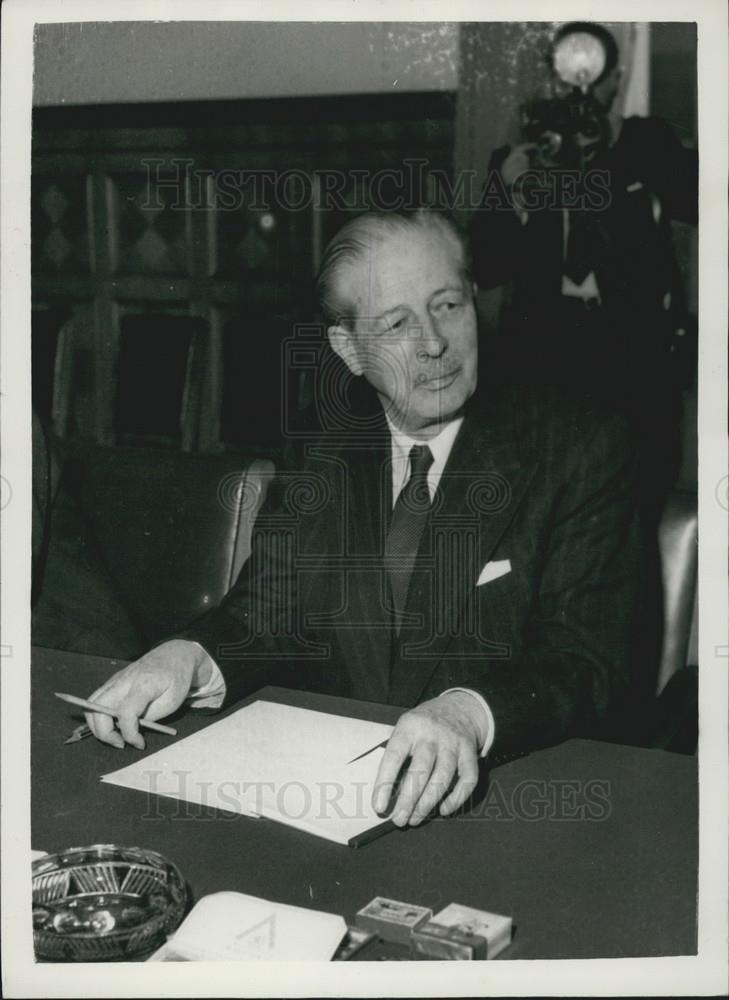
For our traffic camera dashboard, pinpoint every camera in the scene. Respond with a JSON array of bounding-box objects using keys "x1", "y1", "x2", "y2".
[
  {"x1": 521, "y1": 22, "x2": 619, "y2": 170},
  {"x1": 521, "y1": 91, "x2": 611, "y2": 169}
]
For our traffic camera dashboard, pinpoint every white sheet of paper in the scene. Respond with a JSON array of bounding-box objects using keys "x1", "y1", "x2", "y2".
[
  {"x1": 148, "y1": 891, "x2": 347, "y2": 961},
  {"x1": 101, "y1": 701, "x2": 394, "y2": 844}
]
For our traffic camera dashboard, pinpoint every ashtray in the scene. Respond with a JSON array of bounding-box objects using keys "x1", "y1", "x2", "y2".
[{"x1": 32, "y1": 844, "x2": 188, "y2": 961}]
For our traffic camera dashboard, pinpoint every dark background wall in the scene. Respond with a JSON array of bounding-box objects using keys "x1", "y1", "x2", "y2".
[{"x1": 651, "y1": 22, "x2": 698, "y2": 144}]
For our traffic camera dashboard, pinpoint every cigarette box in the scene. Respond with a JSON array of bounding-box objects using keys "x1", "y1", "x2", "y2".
[
  {"x1": 355, "y1": 897, "x2": 432, "y2": 945},
  {"x1": 411, "y1": 903, "x2": 512, "y2": 960}
]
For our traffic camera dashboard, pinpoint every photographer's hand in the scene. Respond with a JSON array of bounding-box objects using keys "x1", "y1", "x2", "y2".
[
  {"x1": 500, "y1": 143, "x2": 553, "y2": 220},
  {"x1": 500, "y1": 143, "x2": 537, "y2": 186}
]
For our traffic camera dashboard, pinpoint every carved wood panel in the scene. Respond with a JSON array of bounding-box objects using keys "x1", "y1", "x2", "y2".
[{"x1": 32, "y1": 93, "x2": 455, "y2": 453}]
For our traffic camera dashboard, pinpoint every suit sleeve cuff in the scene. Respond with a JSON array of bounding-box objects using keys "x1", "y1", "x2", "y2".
[
  {"x1": 440, "y1": 687, "x2": 496, "y2": 758},
  {"x1": 186, "y1": 642, "x2": 226, "y2": 709}
]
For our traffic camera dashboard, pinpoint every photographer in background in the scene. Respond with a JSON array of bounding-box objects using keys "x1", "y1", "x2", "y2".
[{"x1": 470, "y1": 22, "x2": 697, "y2": 515}]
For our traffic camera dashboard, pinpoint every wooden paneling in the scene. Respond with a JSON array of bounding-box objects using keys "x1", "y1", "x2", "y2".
[{"x1": 32, "y1": 93, "x2": 455, "y2": 453}]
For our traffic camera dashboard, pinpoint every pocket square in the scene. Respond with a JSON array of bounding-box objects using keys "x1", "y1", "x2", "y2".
[{"x1": 476, "y1": 559, "x2": 511, "y2": 586}]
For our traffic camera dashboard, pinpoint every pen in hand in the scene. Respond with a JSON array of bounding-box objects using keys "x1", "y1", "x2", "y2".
[{"x1": 54, "y1": 692, "x2": 177, "y2": 737}]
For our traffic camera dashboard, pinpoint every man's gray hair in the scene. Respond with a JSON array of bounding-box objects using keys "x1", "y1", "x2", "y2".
[{"x1": 316, "y1": 210, "x2": 472, "y2": 329}]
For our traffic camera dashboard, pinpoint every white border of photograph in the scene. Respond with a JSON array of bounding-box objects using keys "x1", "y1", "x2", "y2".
[{"x1": 2, "y1": 1, "x2": 726, "y2": 996}]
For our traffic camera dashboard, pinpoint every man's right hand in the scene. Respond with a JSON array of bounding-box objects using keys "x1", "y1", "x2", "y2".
[{"x1": 84, "y1": 639, "x2": 211, "y2": 750}]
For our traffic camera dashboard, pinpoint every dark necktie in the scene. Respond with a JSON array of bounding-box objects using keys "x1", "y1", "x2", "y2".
[
  {"x1": 564, "y1": 210, "x2": 605, "y2": 285},
  {"x1": 385, "y1": 444, "x2": 434, "y2": 634}
]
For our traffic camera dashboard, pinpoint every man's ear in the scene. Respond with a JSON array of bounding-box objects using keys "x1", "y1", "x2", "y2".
[{"x1": 327, "y1": 325, "x2": 363, "y2": 377}]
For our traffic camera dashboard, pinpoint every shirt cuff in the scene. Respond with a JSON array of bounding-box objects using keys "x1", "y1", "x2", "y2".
[
  {"x1": 439, "y1": 687, "x2": 496, "y2": 758},
  {"x1": 186, "y1": 642, "x2": 226, "y2": 709}
]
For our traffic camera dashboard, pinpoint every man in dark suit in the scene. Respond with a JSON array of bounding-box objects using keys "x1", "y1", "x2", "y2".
[
  {"x1": 85, "y1": 210, "x2": 639, "y2": 828},
  {"x1": 470, "y1": 21, "x2": 697, "y2": 512}
]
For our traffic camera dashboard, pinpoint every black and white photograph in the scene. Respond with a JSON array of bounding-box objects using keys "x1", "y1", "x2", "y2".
[{"x1": 1, "y1": 1, "x2": 727, "y2": 996}]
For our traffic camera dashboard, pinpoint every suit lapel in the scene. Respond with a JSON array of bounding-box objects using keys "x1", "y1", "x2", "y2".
[{"x1": 388, "y1": 405, "x2": 538, "y2": 707}]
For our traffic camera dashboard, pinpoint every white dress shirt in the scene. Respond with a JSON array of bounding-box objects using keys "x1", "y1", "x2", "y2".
[
  {"x1": 561, "y1": 209, "x2": 602, "y2": 302},
  {"x1": 387, "y1": 414, "x2": 464, "y2": 505},
  {"x1": 189, "y1": 414, "x2": 496, "y2": 759}
]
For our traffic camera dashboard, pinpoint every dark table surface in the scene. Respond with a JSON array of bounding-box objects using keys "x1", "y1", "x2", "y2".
[{"x1": 32, "y1": 647, "x2": 698, "y2": 960}]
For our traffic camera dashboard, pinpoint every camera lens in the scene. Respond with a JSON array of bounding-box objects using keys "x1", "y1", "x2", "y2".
[{"x1": 539, "y1": 131, "x2": 563, "y2": 160}]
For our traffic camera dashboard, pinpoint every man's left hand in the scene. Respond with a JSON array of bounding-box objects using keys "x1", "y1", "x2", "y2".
[{"x1": 372, "y1": 692, "x2": 486, "y2": 827}]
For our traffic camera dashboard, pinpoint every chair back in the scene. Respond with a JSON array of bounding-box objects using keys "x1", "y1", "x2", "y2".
[
  {"x1": 656, "y1": 490, "x2": 698, "y2": 694},
  {"x1": 71, "y1": 444, "x2": 274, "y2": 644},
  {"x1": 229, "y1": 459, "x2": 276, "y2": 586}
]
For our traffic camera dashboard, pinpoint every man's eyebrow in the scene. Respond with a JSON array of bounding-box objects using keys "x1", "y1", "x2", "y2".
[
  {"x1": 373, "y1": 304, "x2": 408, "y2": 321},
  {"x1": 429, "y1": 284, "x2": 466, "y2": 301},
  {"x1": 371, "y1": 283, "x2": 466, "y2": 320}
]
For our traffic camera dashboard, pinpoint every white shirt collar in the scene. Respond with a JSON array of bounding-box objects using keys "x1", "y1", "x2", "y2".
[{"x1": 385, "y1": 413, "x2": 464, "y2": 502}]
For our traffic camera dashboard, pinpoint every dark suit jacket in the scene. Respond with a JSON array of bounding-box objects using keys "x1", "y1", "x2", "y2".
[
  {"x1": 470, "y1": 116, "x2": 697, "y2": 311},
  {"x1": 469, "y1": 117, "x2": 697, "y2": 509},
  {"x1": 181, "y1": 383, "x2": 640, "y2": 765}
]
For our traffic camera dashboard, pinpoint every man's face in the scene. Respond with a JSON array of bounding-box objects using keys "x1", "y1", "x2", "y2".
[{"x1": 328, "y1": 225, "x2": 478, "y2": 438}]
